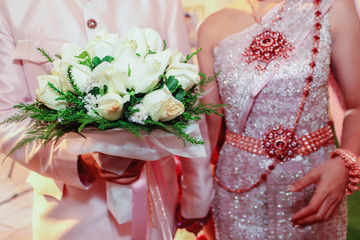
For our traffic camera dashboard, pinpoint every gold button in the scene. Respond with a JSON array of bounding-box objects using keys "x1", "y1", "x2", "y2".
[{"x1": 87, "y1": 19, "x2": 97, "y2": 29}]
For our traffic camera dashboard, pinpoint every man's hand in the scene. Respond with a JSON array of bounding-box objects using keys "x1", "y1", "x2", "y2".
[
  {"x1": 177, "y1": 209, "x2": 212, "y2": 235},
  {"x1": 78, "y1": 153, "x2": 145, "y2": 185}
]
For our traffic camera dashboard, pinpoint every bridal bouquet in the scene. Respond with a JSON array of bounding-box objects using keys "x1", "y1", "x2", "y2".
[{"x1": 2, "y1": 28, "x2": 220, "y2": 157}]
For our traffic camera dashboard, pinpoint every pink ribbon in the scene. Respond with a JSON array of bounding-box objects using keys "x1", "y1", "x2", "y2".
[
  {"x1": 131, "y1": 167, "x2": 150, "y2": 240},
  {"x1": 148, "y1": 160, "x2": 173, "y2": 240},
  {"x1": 131, "y1": 160, "x2": 174, "y2": 240}
]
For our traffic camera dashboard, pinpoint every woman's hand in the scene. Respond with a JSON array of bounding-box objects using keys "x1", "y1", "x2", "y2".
[{"x1": 290, "y1": 156, "x2": 348, "y2": 227}]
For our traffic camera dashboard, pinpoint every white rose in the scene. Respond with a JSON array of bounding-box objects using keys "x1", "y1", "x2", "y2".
[
  {"x1": 51, "y1": 59, "x2": 62, "y2": 76},
  {"x1": 95, "y1": 93, "x2": 130, "y2": 121},
  {"x1": 36, "y1": 75, "x2": 69, "y2": 110},
  {"x1": 91, "y1": 62, "x2": 128, "y2": 94},
  {"x1": 112, "y1": 40, "x2": 139, "y2": 69},
  {"x1": 128, "y1": 49, "x2": 172, "y2": 93},
  {"x1": 59, "y1": 43, "x2": 84, "y2": 61},
  {"x1": 169, "y1": 49, "x2": 186, "y2": 65},
  {"x1": 125, "y1": 27, "x2": 163, "y2": 56},
  {"x1": 110, "y1": 41, "x2": 141, "y2": 85},
  {"x1": 87, "y1": 29, "x2": 121, "y2": 59},
  {"x1": 142, "y1": 86, "x2": 184, "y2": 122},
  {"x1": 166, "y1": 63, "x2": 199, "y2": 91},
  {"x1": 53, "y1": 60, "x2": 92, "y2": 93}
]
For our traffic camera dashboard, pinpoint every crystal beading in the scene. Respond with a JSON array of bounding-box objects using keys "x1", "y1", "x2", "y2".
[
  {"x1": 215, "y1": 0, "x2": 324, "y2": 194},
  {"x1": 331, "y1": 149, "x2": 360, "y2": 195}
]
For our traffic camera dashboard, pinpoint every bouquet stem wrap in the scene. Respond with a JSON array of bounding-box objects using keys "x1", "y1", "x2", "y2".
[{"x1": 65, "y1": 123, "x2": 206, "y2": 240}]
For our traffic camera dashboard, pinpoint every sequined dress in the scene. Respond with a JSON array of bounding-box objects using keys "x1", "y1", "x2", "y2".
[{"x1": 212, "y1": 0, "x2": 347, "y2": 239}]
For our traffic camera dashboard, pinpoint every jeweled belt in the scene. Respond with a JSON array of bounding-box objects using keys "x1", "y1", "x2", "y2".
[
  {"x1": 215, "y1": 124, "x2": 335, "y2": 194},
  {"x1": 225, "y1": 124, "x2": 334, "y2": 158}
]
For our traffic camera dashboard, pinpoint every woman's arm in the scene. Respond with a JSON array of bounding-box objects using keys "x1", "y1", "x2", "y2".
[
  {"x1": 291, "y1": 0, "x2": 360, "y2": 226},
  {"x1": 197, "y1": 19, "x2": 224, "y2": 155}
]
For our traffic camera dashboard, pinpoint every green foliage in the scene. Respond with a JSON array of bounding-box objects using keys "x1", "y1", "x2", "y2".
[
  {"x1": 123, "y1": 91, "x2": 145, "y2": 118},
  {"x1": 184, "y1": 48, "x2": 202, "y2": 63},
  {"x1": 128, "y1": 64, "x2": 132, "y2": 77},
  {"x1": 331, "y1": 125, "x2": 340, "y2": 148},
  {"x1": 37, "y1": 48, "x2": 54, "y2": 63},
  {"x1": 163, "y1": 40, "x2": 167, "y2": 51},
  {"x1": 348, "y1": 191, "x2": 360, "y2": 240},
  {"x1": 88, "y1": 85, "x2": 107, "y2": 97},
  {"x1": 165, "y1": 76, "x2": 179, "y2": 92},
  {"x1": 76, "y1": 51, "x2": 115, "y2": 70}
]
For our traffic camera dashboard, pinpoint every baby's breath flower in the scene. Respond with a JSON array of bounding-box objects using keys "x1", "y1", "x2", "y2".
[
  {"x1": 83, "y1": 93, "x2": 100, "y2": 117},
  {"x1": 128, "y1": 103, "x2": 148, "y2": 125}
]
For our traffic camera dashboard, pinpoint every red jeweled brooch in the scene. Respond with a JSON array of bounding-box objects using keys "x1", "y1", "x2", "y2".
[
  {"x1": 261, "y1": 125, "x2": 302, "y2": 162},
  {"x1": 243, "y1": 30, "x2": 294, "y2": 71}
]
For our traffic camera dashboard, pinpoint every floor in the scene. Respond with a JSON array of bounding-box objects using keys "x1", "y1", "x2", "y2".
[{"x1": 0, "y1": 155, "x2": 33, "y2": 240}]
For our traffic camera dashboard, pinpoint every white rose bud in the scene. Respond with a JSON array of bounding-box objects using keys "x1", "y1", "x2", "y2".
[
  {"x1": 142, "y1": 86, "x2": 184, "y2": 122},
  {"x1": 87, "y1": 29, "x2": 121, "y2": 59},
  {"x1": 95, "y1": 93, "x2": 129, "y2": 121},
  {"x1": 126, "y1": 27, "x2": 163, "y2": 56},
  {"x1": 36, "y1": 75, "x2": 69, "y2": 110},
  {"x1": 166, "y1": 63, "x2": 199, "y2": 91},
  {"x1": 92, "y1": 62, "x2": 128, "y2": 94},
  {"x1": 129, "y1": 49, "x2": 172, "y2": 93}
]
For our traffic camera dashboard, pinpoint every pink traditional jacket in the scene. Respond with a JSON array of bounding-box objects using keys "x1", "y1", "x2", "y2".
[{"x1": 0, "y1": 1, "x2": 214, "y2": 239}]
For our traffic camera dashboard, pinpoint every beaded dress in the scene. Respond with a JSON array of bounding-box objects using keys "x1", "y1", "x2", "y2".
[{"x1": 212, "y1": 0, "x2": 347, "y2": 239}]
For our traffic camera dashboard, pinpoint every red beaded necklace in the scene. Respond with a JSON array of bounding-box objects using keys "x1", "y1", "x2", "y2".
[
  {"x1": 215, "y1": 0, "x2": 323, "y2": 194},
  {"x1": 243, "y1": 0, "x2": 294, "y2": 71}
]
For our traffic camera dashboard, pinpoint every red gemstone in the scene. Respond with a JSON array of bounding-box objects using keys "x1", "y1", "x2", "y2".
[
  {"x1": 315, "y1": 23, "x2": 322, "y2": 30},
  {"x1": 275, "y1": 139, "x2": 285, "y2": 149},
  {"x1": 261, "y1": 38, "x2": 273, "y2": 46}
]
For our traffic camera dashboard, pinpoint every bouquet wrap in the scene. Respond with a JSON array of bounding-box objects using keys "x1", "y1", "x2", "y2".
[{"x1": 65, "y1": 123, "x2": 206, "y2": 163}]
